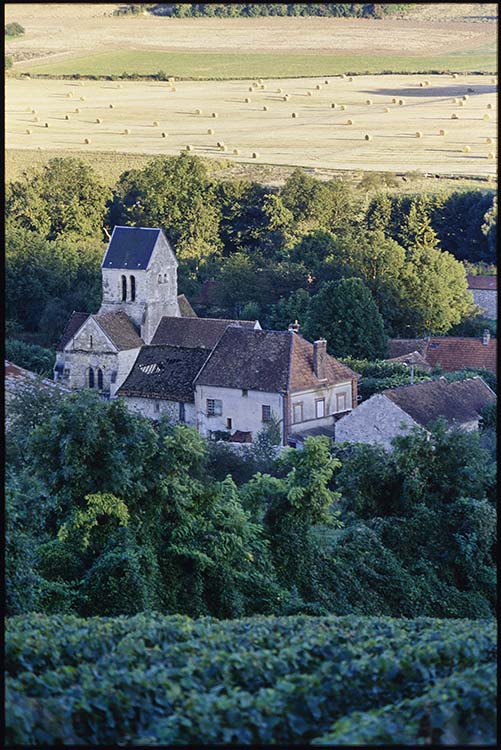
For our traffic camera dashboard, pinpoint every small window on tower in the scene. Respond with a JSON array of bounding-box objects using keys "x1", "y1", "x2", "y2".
[
  {"x1": 130, "y1": 275, "x2": 136, "y2": 302},
  {"x1": 158, "y1": 274, "x2": 162, "y2": 283},
  {"x1": 121, "y1": 275, "x2": 127, "y2": 301},
  {"x1": 89, "y1": 335, "x2": 93, "y2": 349}
]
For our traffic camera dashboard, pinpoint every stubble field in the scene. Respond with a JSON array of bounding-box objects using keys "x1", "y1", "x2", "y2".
[{"x1": 6, "y1": 73, "x2": 497, "y2": 177}]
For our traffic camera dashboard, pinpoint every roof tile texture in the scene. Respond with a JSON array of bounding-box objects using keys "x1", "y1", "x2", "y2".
[{"x1": 388, "y1": 336, "x2": 497, "y2": 374}]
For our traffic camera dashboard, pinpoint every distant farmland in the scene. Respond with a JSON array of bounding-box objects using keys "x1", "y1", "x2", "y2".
[{"x1": 6, "y1": 73, "x2": 497, "y2": 177}]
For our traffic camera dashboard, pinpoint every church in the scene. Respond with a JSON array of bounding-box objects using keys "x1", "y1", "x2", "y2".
[{"x1": 55, "y1": 226, "x2": 359, "y2": 445}]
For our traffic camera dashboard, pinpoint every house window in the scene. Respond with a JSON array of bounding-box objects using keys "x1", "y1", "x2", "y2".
[
  {"x1": 88, "y1": 367, "x2": 95, "y2": 389},
  {"x1": 154, "y1": 401, "x2": 160, "y2": 413},
  {"x1": 130, "y1": 275, "x2": 136, "y2": 302},
  {"x1": 121, "y1": 275, "x2": 127, "y2": 301},
  {"x1": 226, "y1": 417, "x2": 232, "y2": 430},
  {"x1": 97, "y1": 368, "x2": 104, "y2": 390},
  {"x1": 336, "y1": 392, "x2": 347, "y2": 412},
  {"x1": 262, "y1": 405, "x2": 271, "y2": 422},
  {"x1": 63, "y1": 368, "x2": 70, "y2": 379},
  {"x1": 292, "y1": 402, "x2": 303, "y2": 424},
  {"x1": 207, "y1": 398, "x2": 222, "y2": 416},
  {"x1": 242, "y1": 389, "x2": 248, "y2": 397},
  {"x1": 179, "y1": 402, "x2": 186, "y2": 422},
  {"x1": 315, "y1": 398, "x2": 325, "y2": 419}
]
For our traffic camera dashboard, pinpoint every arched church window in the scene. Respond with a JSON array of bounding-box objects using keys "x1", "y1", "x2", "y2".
[
  {"x1": 163, "y1": 273, "x2": 168, "y2": 283},
  {"x1": 121, "y1": 275, "x2": 127, "y2": 301},
  {"x1": 97, "y1": 368, "x2": 104, "y2": 390},
  {"x1": 158, "y1": 273, "x2": 162, "y2": 283},
  {"x1": 88, "y1": 367, "x2": 95, "y2": 389},
  {"x1": 130, "y1": 275, "x2": 136, "y2": 302}
]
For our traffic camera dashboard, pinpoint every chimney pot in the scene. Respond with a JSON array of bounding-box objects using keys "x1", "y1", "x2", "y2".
[
  {"x1": 313, "y1": 338, "x2": 327, "y2": 380},
  {"x1": 482, "y1": 329, "x2": 491, "y2": 345},
  {"x1": 288, "y1": 320, "x2": 300, "y2": 333}
]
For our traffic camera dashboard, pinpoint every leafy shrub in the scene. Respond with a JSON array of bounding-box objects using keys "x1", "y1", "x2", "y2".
[
  {"x1": 6, "y1": 338, "x2": 55, "y2": 377},
  {"x1": 5, "y1": 21, "x2": 25, "y2": 37},
  {"x1": 5, "y1": 613, "x2": 496, "y2": 746}
]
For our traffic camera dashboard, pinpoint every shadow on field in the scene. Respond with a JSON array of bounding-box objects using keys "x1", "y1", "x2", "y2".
[{"x1": 362, "y1": 85, "x2": 497, "y2": 98}]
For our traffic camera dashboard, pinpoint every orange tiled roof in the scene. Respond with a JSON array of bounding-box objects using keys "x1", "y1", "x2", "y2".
[
  {"x1": 466, "y1": 275, "x2": 497, "y2": 291},
  {"x1": 425, "y1": 337, "x2": 497, "y2": 374}
]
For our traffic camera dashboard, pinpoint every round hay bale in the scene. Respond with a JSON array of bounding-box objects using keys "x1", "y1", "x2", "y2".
[
  {"x1": 65, "y1": 114, "x2": 70, "y2": 120},
  {"x1": 258, "y1": 78, "x2": 263, "y2": 84},
  {"x1": 463, "y1": 145, "x2": 471, "y2": 153},
  {"x1": 366, "y1": 99, "x2": 373, "y2": 105},
  {"x1": 84, "y1": 138, "x2": 91, "y2": 144},
  {"x1": 80, "y1": 96, "x2": 85, "y2": 101},
  {"x1": 339, "y1": 104, "x2": 346, "y2": 111},
  {"x1": 212, "y1": 112, "x2": 218, "y2": 118},
  {"x1": 491, "y1": 78, "x2": 496, "y2": 84},
  {"x1": 277, "y1": 88, "x2": 283, "y2": 93},
  {"x1": 117, "y1": 83, "x2": 122, "y2": 88},
  {"x1": 487, "y1": 103, "x2": 493, "y2": 109},
  {"x1": 483, "y1": 114, "x2": 491, "y2": 120},
  {"x1": 459, "y1": 100, "x2": 465, "y2": 107},
  {"x1": 383, "y1": 107, "x2": 390, "y2": 113},
  {"x1": 364, "y1": 134, "x2": 372, "y2": 141},
  {"x1": 233, "y1": 148, "x2": 240, "y2": 155},
  {"x1": 398, "y1": 99, "x2": 405, "y2": 105},
  {"x1": 324, "y1": 80, "x2": 329, "y2": 84},
  {"x1": 217, "y1": 141, "x2": 224, "y2": 147},
  {"x1": 33, "y1": 116, "x2": 39, "y2": 122},
  {"x1": 283, "y1": 95, "x2": 289, "y2": 101},
  {"x1": 208, "y1": 128, "x2": 214, "y2": 134},
  {"x1": 96, "y1": 117, "x2": 103, "y2": 124},
  {"x1": 74, "y1": 108, "x2": 80, "y2": 113},
  {"x1": 315, "y1": 84, "x2": 321, "y2": 90},
  {"x1": 424, "y1": 80, "x2": 430, "y2": 86},
  {"x1": 331, "y1": 103, "x2": 337, "y2": 108},
  {"x1": 346, "y1": 119, "x2": 353, "y2": 125},
  {"x1": 252, "y1": 81, "x2": 258, "y2": 87},
  {"x1": 292, "y1": 112, "x2": 298, "y2": 118},
  {"x1": 263, "y1": 105, "x2": 268, "y2": 111},
  {"x1": 462, "y1": 94, "x2": 469, "y2": 100},
  {"x1": 487, "y1": 151, "x2": 496, "y2": 159},
  {"x1": 124, "y1": 128, "x2": 131, "y2": 135},
  {"x1": 439, "y1": 129, "x2": 447, "y2": 135},
  {"x1": 153, "y1": 120, "x2": 159, "y2": 126},
  {"x1": 168, "y1": 77, "x2": 175, "y2": 82},
  {"x1": 419, "y1": 82, "x2": 424, "y2": 87},
  {"x1": 341, "y1": 74, "x2": 347, "y2": 79},
  {"x1": 66, "y1": 92, "x2": 73, "y2": 98},
  {"x1": 161, "y1": 132, "x2": 167, "y2": 138},
  {"x1": 186, "y1": 145, "x2": 193, "y2": 151},
  {"x1": 307, "y1": 91, "x2": 312, "y2": 96},
  {"x1": 348, "y1": 77, "x2": 353, "y2": 82},
  {"x1": 245, "y1": 97, "x2": 251, "y2": 103},
  {"x1": 26, "y1": 128, "x2": 32, "y2": 135},
  {"x1": 452, "y1": 73, "x2": 458, "y2": 79},
  {"x1": 31, "y1": 109, "x2": 37, "y2": 114},
  {"x1": 220, "y1": 145, "x2": 227, "y2": 152},
  {"x1": 252, "y1": 152, "x2": 259, "y2": 159},
  {"x1": 248, "y1": 86, "x2": 253, "y2": 92},
  {"x1": 260, "y1": 84, "x2": 265, "y2": 89},
  {"x1": 415, "y1": 131, "x2": 423, "y2": 138},
  {"x1": 195, "y1": 108, "x2": 202, "y2": 114},
  {"x1": 453, "y1": 98, "x2": 459, "y2": 103},
  {"x1": 392, "y1": 97, "x2": 397, "y2": 104},
  {"x1": 486, "y1": 137, "x2": 493, "y2": 144},
  {"x1": 451, "y1": 113, "x2": 459, "y2": 119},
  {"x1": 44, "y1": 122, "x2": 49, "y2": 128}
]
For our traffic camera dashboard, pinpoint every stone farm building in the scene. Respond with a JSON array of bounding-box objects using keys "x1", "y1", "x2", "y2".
[
  {"x1": 55, "y1": 226, "x2": 359, "y2": 445},
  {"x1": 335, "y1": 376, "x2": 496, "y2": 451}
]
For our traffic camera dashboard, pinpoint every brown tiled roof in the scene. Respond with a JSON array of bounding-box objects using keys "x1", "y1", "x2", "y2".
[
  {"x1": 116, "y1": 345, "x2": 209, "y2": 402},
  {"x1": 388, "y1": 338, "x2": 428, "y2": 359},
  {"x1": 56, "y1": 311, "x2": 89, "y2": 351},
  {"x1": 386, "y1": 351, "x2": 432, "y2": 372},
  {"x1": 195, "y1": 328, "x2": 357, "y2": 393},
  {"x1": 5, "y1": 360, "x2": 71, "y2": 398},
  {"x1": 94, "y1": 312, "x2": 144, "y2": 351},
  {"x1": 384, "y1": 377, "x2": 496, "y2": 429},
  {"x1": 425, "y1": 336, "x2": 497, "y2": 374},
  {"x1": 466, "y1": 275, "x2": 497, "y2": 291},
  {"x1": 177, "y1": 294, "x2": 197, "y2": 318},
  {"x1": 289, "y1": 334, "x2": 358, "y2": 392},
  {"x1": 150, "y1": 316, "x2": 258, "y2": 349},
  {"x1": 388, "y1": 336, "x2": 497, "y2": 374}
]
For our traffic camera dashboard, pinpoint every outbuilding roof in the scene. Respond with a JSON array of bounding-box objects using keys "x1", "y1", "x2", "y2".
[
  {"x1": 116, "y1": 345, "x2": 209, "y2": 402},
  {"x1": 388, "y1": 336, "x2": 497, "y2": 374},
  {"x1": 150, "y1": 316, "x2": 259, "y2": 349},
  {"x1": 466, "y1": 275, "x2": 497, "y2": 291},
  {"x1": 102, "y1": 226, "x2": 167, "y2": 270},
  {"x1": 383, "y1": 376, "x2": 496, "y2": 429}
]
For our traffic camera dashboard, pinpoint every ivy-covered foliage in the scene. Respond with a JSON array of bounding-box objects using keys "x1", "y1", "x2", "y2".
[{"x1": 5, "y1": 613, "x2": 496, "y2": 746}]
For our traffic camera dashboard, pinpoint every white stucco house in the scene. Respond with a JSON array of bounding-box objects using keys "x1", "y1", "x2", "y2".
[{"x1": 335, "y1": 376, "x2": 496, "y2": 451}]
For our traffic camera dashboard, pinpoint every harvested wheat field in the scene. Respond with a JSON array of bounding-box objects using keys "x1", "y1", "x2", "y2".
[{"x1": 5, "y1": 73, "x2": 497, "y2": 176}]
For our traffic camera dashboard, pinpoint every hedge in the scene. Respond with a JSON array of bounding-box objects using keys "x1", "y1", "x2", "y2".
[{"x1": 5, "y1": 613, "x2": 496, "y2": 745}]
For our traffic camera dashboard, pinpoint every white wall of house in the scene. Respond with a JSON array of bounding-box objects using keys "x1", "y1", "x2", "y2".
[
  {"x1": 290, "y1": 381, "x2": 353, "y2": 432},
  {"x1": 195, "y1": 385, "x2": 284, "y2": 440},
  {"x1": 121, "y1": 396, "x2": 196, "y2": 424},
  {"x1": 334, "y1": 393, "x2": 418, "y2": 451}
]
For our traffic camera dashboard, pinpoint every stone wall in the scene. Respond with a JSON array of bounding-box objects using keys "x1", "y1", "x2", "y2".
[
  {"x1": 335, "y1": 393, "x2": 418, "y2": 451},
  {"x1": 471, "y1": 289, "x2": 497, "y2": 319},
  {"x1": 120, "y1": 396, "x2": 196, "y2": 424}
]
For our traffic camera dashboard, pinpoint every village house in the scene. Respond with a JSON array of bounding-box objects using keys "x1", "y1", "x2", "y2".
[
  {"x1": 335, "y1": 376, "x2": 496, "y2": 451},
  {"x1": 466, "y1": 274, "x2": 497, "y2": 319},
  {"x1": 387, "y1": 332, "x2": 497, "y2": 375},
  {"x1": 54, "y1": 225, "x2": 358, "y2": 445},
  {"x1": 5, "y1": 360, "x2": 71, "y2": 428}
]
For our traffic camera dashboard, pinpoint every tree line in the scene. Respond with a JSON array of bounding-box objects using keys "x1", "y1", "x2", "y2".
[
  {"x1": 6, "y1": 155, "x2": 496, "y2": 358},
  {"x1": 159, "y1": 4, "x2": 412, "y2": 19}
]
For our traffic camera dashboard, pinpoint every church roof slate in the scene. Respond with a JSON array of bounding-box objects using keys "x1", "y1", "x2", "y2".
[
  {"x1": 102, "y1": 226, "x2": 165, "y2": 270},
  {"x1": 116, "y1": 345, "x2": 209, "y2": 402},
  {"x1": 150, "y1": 316, "x2": 258, "y2": 349}
]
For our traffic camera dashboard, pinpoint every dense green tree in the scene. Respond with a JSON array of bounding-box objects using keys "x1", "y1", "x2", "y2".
[
  {"x1": 304, "y1": 278, "x2": 388, "y2": 359},
  {"x1": 109, "y1": 154, "x2": 222, "y2": 271},
  {"x1": 432, "y1": 191, "x2": 495, "y2": 262},
  {"x1": 5, "y1": 340, "x2": 55, "y2": 377},
  {"x1": 481, "y1": 195, "x2": 497, "y2": 257},
  {"x1": 267, "y1": 288, "x2": 311, "y2": 331},
  {"x1": 280, "y1": 169, "x2": 355, "y2": 236},
  {"x1": 6, "y1": 158, "x2": 109, "y2": 240}
]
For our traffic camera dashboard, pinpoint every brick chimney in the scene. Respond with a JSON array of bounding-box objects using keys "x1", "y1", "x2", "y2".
[
  {"x1": 288, "y1": 320, "x2": 300, "y2": 333},
  {"x1": 313, "y1": 338, "x2": 327, "y2": 380},
  {"x1": 483, "y1": 329, "x2": 491, "y2": 346}
]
